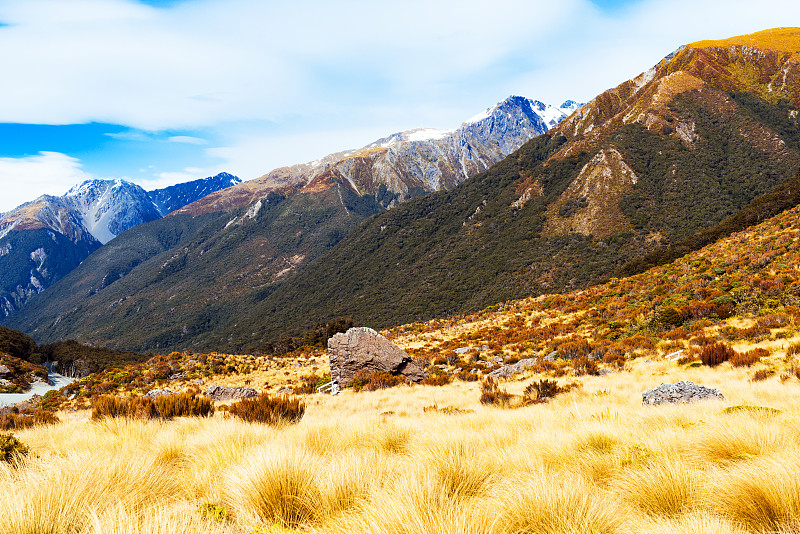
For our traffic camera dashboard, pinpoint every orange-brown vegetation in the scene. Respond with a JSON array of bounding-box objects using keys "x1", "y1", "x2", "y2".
[{"x1": 227, "y1": 393, "x2": 305, "y2": 425}]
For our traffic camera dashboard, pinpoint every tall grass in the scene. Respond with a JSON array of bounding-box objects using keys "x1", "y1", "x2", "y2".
[{"x1": 3, "y1": 364, "x2": 800, "y2": 533}]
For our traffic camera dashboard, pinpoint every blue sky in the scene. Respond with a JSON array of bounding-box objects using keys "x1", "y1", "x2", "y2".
[{"x1": 0, "y1": 0, "x2": 798, "y2": 212}]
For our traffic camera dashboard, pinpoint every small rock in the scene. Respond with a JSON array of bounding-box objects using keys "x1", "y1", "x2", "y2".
[
  {"x1": 277, "y1": 388, "x2": 294, "y2": 395},
  {"x1": 455, "y1": 347, "x2": 471, "y2": 354},
  {"x1": 0, "y1": 365, "x2": 9, "y2": 377},
  {"x1": 193, "y1": 379, "x2": 204, "y2": 385},
  {"x1": 488, "y1": 358, "x2": 538, "y2": 379},
  {"x1": 543, "y1": 351, "x2": 558, "y2": 362},
  {"x1": 597, "y1": 369, "x2": 615, "y2": 376},
  {"x1": 490, "y1": 356, "x2": 504, "y2": 364},
  {"x1": 144, "y1": 389, "x2": 177, "y2": 400},
  {"x1": 206, "y1": 384, "x2": 258, "y2": 402},
  {"x1": 169, "y1": 372, "x2": 186, "y2": 381},
  {"x1": 642, "y1": 381, "x2": 725, "y2": 406}
]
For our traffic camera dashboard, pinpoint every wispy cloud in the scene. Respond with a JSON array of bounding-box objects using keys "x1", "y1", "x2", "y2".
[
  {"x1": 167, "y1": 135, "x2": 207, "y2": 145},
  {"x1": 0, "y1": 152, "x2": 91, "y2": 212},
  {"x1": 1, "y1": 0, "x2": 800, "y2": 209}
]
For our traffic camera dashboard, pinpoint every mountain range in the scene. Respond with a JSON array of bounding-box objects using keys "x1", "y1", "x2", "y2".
[
  {"x1": 0, "y1": 172, "x2": 241, "y2": 317},
  {"x1": 6, "y1": 28, "x2": 800, "y2": 358},
  {"x1": 1, "y1": 96, "x2": 580, "y2": 351}
]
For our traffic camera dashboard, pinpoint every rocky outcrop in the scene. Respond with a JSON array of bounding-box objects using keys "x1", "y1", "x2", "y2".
[
  {"x1": 143, "y1": 388, "x2": 176, "y2": 400},
  {"x1": 488, "y1": 358, "x2": 538, "y2": 379},
  {"x1": 206, "y1": 384, "x2": 258, "y2": 402},
  {"x1": 328, "y1": 327, "x2": 427, "y2": 385},
  {"x1": 642, "y1": 381, "x2": 725, "y2": 405}
]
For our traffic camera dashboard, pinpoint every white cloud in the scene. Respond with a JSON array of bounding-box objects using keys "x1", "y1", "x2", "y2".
[
  {"x1": 2, "y1": 0, "x2": 800, "y2": 201},
  {"x1": 0, "y1": 152, "x2": 91, "y2": 213},
  {"x1": 167, "y1": 136, "x2": 208, "y2": 145}
]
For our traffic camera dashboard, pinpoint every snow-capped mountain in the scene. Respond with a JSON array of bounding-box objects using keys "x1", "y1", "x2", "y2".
[
  {"x1": 0, "y1": 172, "x2": 240, "y2": 317},
  {"x1": 180, "y1": 96, "x2": 583, "y2": 216},
  {"x1": 150, "y1": 172, "x2": 241, "y2": 215},
  {"x1": 65, "y1": 179, "x2": 163, "y2": 244}
]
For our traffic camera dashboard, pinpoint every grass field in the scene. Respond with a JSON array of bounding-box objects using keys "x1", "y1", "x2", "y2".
[{"x1": 4, "y1": 360, "x2": 800, "y2": 534}]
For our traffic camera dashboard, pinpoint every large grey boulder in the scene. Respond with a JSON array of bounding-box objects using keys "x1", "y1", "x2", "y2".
[
  {"x1": 328, "y1": 327, "x2": 427, "y2": 386},
  {"x1": 642, "y1": 381, "x2": 725, "y2": 405},
  {"x1": 206, "y1": 384, "x2": 258, "y2": 402}
]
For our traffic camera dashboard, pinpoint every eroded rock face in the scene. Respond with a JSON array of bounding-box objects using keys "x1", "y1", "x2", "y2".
[
  {"x1": 642, "y1": 381, "x2": 725, "y2": 405},
  {"x1": 328, "y1": 327, "x2": 426, "y2": 385},
  {"x1": 206, "y1": 384, "x2": 257, "y2": 402}
]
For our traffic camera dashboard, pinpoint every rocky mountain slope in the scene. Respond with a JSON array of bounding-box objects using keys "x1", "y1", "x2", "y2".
[
  {"x1": 195, "y1": 27, "x2": 800, "y2": 351},
  {"x1": 0, "y1": 173, "x2": 240, "y2": 317},
  {"x1": 11, "y1": 28, "x2": 800, "y2": 354},
  {"x1": 3, "y1": 97, "x2": 578, "y2": 351},
  {"x1": 178, "y1": 97, "x2": 579, "y2": 216}
]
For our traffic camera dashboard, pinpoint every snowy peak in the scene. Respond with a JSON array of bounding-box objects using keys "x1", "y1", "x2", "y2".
[
  {"x1": 149, "y1": 172, "x2": 242, "y2": 215},
  {"x1": 64, "y1": 179, "x2": 161, "y2": 244}
]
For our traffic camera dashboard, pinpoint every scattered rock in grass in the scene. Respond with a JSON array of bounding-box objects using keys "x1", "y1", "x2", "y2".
[
  {"x1": 642, "y1": 381, "x2": 725, "y2": 405},
  {"x1": 169, "y1": 372, "x2": 185, "y2": 381},
  {"x1": 277, "y1": 388, "x2": 294, "y2": 395},
  {"x1": 206, "y1": 384, "x2": 258, "y2": 402},
  {"x1": 488, "y1": 358, "x2": 538, "y2": 379},
  {"x1": 597, "y1": 369, "x2": 615, "y2": 376},
  {"x1": 543, "y1": 351, "x2": 558, "y2": 362},
  {"x1": 143, "y1": 389, "x2": 176, "y2": 400},
  {"x1": 0, "y1": 365, "x2": 9, "y2": 377},
  {"x1": 328, "y1": 327, "x2": 427, "y2": 385}
]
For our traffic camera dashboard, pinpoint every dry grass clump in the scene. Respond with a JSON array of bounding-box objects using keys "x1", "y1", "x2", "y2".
[
  {"x1": 91, "y1": 391, "x2": 213, "y2": 420},
  {"x1": 498, "y1": 473, "x2": 625, "y2": 534},
  {"x1": 707, "y1": 451, "x2": 800, "y2": 532},
  {"x1": 612, "y1": 461, "x2": 698, "y2": 517},
  {"x1": 227, "y1": 393, "x2": 305, "y2": 425}
]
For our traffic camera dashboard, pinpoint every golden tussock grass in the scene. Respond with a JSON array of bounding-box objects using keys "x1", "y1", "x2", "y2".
[{"x1": 4, "y1": 364, "x2": 800, "y2": 533}]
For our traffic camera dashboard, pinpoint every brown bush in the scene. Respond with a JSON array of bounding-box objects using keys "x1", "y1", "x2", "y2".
[
  {"x1": 347, "y1": 370, "x2": 406, "y2": 392},
  {"x1": 572, "y1": 356, "x2": 599, "y2": 376},
  {"x1": 154, "y1": 391, "x2": 213, "y2": 418},
  {"x1": 752, "y1": 369, "x2": 773, "y2": 382},
  {"x1": 228, "y1": 394, "x2": 305, "y2": 425},
  {"x1": 699, "y1": 342, "x2": 737, "y2": 367},
  {"x1": 786, "y1": 342, "x2": 800, "y2": 357},
  {"x1": 421, "y1": 373, "x2": 453, "y2": 386},
  {"x1": 479, "y1": 377, "x2": 512, "y2": 406},
  {"x1": 456, "y1": 370, "x2": 480, "y2": 382},
  {"x1": 0, "y1": 408, "x2": 60, "y2": 430},
  {"x1": 523, "y1": 379, "x2": 560, "y2": 401},
  {"x1": 730, "y1": 348, "x2": 769, "y2": 368},
  {"x1": 91, "y1": 391, "x2": 214, "y2": 420}
]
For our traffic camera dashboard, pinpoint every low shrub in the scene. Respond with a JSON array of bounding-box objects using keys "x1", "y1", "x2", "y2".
[
  {"x1": 0, "y1": 432, "x2": 29, "y2": 462},
  {"x1": 421, "y1": 373, "x2": 453, "y2": 386},
  {"x1": 91, "y1": 391, "x2": 214, "y2": 420},
  {"x1": 479, "y1": 377, "x2": 512, "y2": 407},
  {"x1": 572, "y1": 356, "x2": 599, "y2": 376},
  {"x1": 456, "y1": 370, "x2": 480, "y2": 382},
  {"x1": 752, "y1": 369, "x2": 774, "y2": 382},
  {"x1": 524, "y1": 379, "x2": 560, "y2": 401},
  {"x1": 228, "y1": 394, "x2": 305, "y2": 425},
  {"x1": 347, "y1": 370, "x2": 407, "y2": 392},
  {"x1": 0, "y1": 408, "x2": 60, "y2": 430},
  {"x1": 730, "y1": 348, "x2": 769, "y2": 367},
  {"x1": 699, "y1": 342, "x2": 737, "y2": 367}
]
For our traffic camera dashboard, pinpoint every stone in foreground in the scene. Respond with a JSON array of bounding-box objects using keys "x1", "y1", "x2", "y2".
[
  {"x1": 642, "y1": 381, "x2": 725, "y2": 405},
  {"x1": 206, "y1": 384, "x2": 257, "y2": 402},
  {"x1": 328, "y1": 327, "x2": 426, "y2": 386}
]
